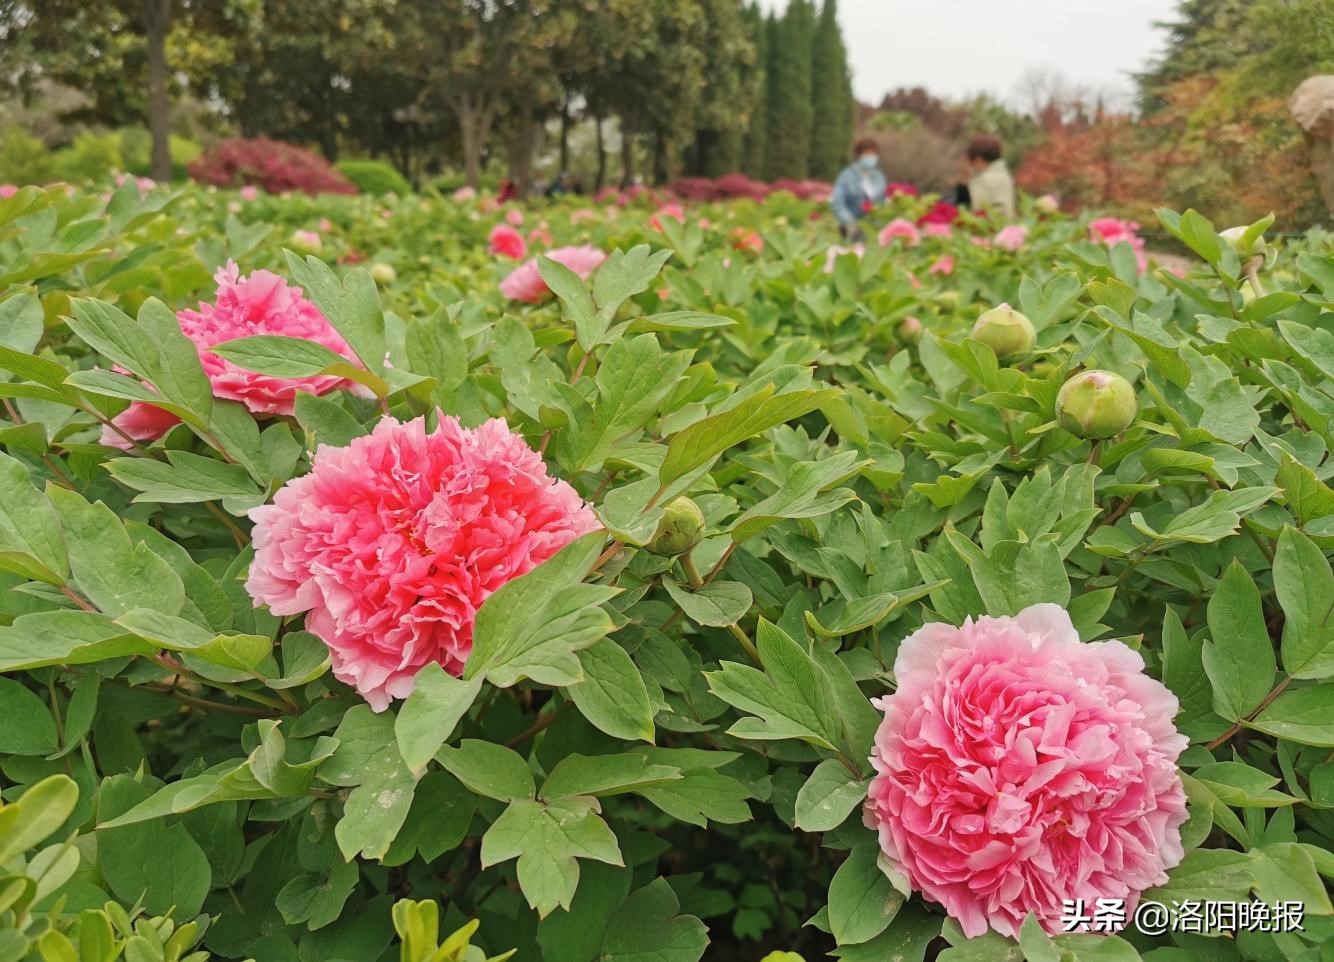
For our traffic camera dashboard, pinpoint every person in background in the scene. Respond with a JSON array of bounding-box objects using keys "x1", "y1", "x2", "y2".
[
  {"x1": 964, "y1": 135, "x2": 1015, "y2": 220},
  {"x1": 831, "y1": 138, "x2": 886, "y2": 242}
]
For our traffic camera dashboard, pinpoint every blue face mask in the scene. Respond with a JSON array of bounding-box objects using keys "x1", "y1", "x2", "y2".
[{"x1": 857, "y1": 154, "x2": 879, "y2": 170}]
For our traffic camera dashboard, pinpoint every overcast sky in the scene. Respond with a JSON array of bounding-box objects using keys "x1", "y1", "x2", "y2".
[{"x1": 755, "y1": 0, "x2": 1174, "y2": 108}]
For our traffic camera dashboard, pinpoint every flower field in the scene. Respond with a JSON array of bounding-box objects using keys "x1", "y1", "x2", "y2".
[{"x1": 2, "y1": 179, "x2": 1334, "y2": 962}]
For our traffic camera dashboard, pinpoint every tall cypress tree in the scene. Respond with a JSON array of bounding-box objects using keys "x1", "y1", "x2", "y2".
[
  {"x1": 763, "y1": 0, "x2": 814, "y2": 179},
  {"x1": 739, "y1": 2, "x2": 768, "y2": 177},
  {"x1": 808, "y1": 0, "x2": 852, "y2": 180}
]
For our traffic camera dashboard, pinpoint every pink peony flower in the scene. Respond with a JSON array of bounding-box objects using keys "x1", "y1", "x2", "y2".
[
  {"x1": 698, "y1": 217, "x2": 712, "y2": 230},
  {"x1": 240, "y1": 185, "x2": 259, "y2": 201},
  {"x1": 877, "y1": 218, "x2": 921, "y2": 247},
  {"x1": 500, "y1": 245, "x2": 607, "y2": 303},
  {"x1": 452, "y1": 186, "x2": 477, "y2": 202},
  {"x1": 527, "y1": 226, "x2": 554, "y2": 247},
  {"x1": 505, "y1": 207, "x2": 524, "y2": 227},
  {"x1": 0, "y1": 184, "x2": 18, "y2": 199},
  {"x1": 245, "y1": 415, "x2": 600, "y2": 709},
  {"x1": 100, "y1": 262, "x2": 363, "y2": 448},
  {"x1": 100, "y1": 397, "x2": 185, "y2": 452},
  {"x1": 318, "y1": 218, "x2": 333, "y2": 233},
  {"x1": 994, "y1": 225, "x2": 1028, "y2": 251},
  {"x1": 923, "y1": 222, "x2": 953, "y2": 239},
  {"x1": 570, "y1": 208, "x2": 599, "y2": 225},
  {"x1": 1089, "y1": 218, "x2": 1148, "y2": 272},
  {"x1": 928, "y1": 255, "x2": 955, "y2": 276},
  {"x1": 489, "y1": 223, "x2": 528, "y2": 261},
  {"x1": 650, "y1": 203, "x2": 685, "y2": 232},
  {"x1": 886, "y1": 181, "x2": 919, "y2": 198},
  {"x1": 918, "y1": 201, "x2": 960, "y2": 226},
  {"x1": 865, "y1": 604, "x2": 1187, "y2": 939},
  {"x1": 731, "y1": 228, "x2": 764, "y2": 254},
  {"x1": 291, "y1": 229, "x2": 322, "y2": 253}
]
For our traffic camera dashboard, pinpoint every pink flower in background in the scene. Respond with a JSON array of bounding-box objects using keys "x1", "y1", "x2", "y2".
[
  {"x1": 240, "y1": 185, "x2": 259, "y2": 201},
  {"x1": 877, "y1": 218, "x2": 921, "y2": 247},
  {"x1": 732, "y1": 228, "x2": 764, "y2": 254},
  {"x1": 698, "y1": 217, "x2": 712, "y2": 230},
  {"x1": 918, "y1": 200, "x2": 960, "y2": 227},
  {"x1": 570, "y1": 208, "x2": 599, "y2": 225},
  {"x1": 505, "y1": 207, "x2": 524, "y2": 227},
  {"x1": 499, "y1": 245, "x2": 607, "y2": 303},
  {"x1": 1, "y1": 184, "x2": 20, "y2": 199},
  {"x1": 113, "y1": 173, "x2": 156, "y2": 195},
  {"x1": 452, "y1": 186, "x2": 476, "y2": 202},
  {"x1": 928, "y1": 254, "x2": 955, "y2": 276},
  {"x1": 100, "y1": 262, "x2": 363, "y2": 449},
  {"x1": 1089, "y1": 217, "x2": 1148, "y2": 271},
  {"x1": 245, "y1": 415, "x2": 600, "y2": 709},
  {"x1": 227, "y1": 202, "x2": 241, "y2": 214},
  {"x1": 527, "y1": 226, "x2": 554, "y2": 247},
  {"x1": 923, "y1": 222, "x2": 953, "y2": 239},
  {"x1": 865, "y1": 604, "x2": 1187, "y2": 939},
  {"x1": 488, "y1": 223, "x2": 528, "y2": 261},
  {"x1": 291, "y1": 229, "x2": 322, "y2": 252},
  {"x1": 994, "y1": 225, "x2": 1028, "y2": 251},
  {"x1": 318, "y1": 218, "x2": 333, "y2": 232},
  {"x1": 1088, "y1": 216, "x2": 1141, "y2": 247},
  {"x1": 886, "y1": 181, "x2": 919, "y2": 198},
  {"x1": 908, "y1": 271, "x2": 922, "y2": 289},
  {"x1": 650, "y1": 202, "x2": 685, "y2": 232}
]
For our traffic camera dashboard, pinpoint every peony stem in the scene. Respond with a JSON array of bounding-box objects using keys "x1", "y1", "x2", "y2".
[
  {"x1": 683, "y1": 551, "x2": 759, "y2": 663},
  {"x1": 1204, "y1": 674, "x2": 1292, "y2": 751}
]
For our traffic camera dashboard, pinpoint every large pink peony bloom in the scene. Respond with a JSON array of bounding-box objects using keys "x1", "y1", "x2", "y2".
[
  {"x1": 877, "y1": 218, "x2": 921, "y2": 247},
  {"x1": 499, "y1": 245, "x2": 606, "y2": 303},
  {"x1": 100, "y1": 262, "x2": 362, "y2": 449},
  {"x1": 489, "y1": 223, "x2": 528, "y2": 261},
  {"x1": 865, "y1": 604, "x2": 1187, "y2": 939},
  {"x1": 994, "y1": 224, "x2": 1028, "y2": 251},
  {"x1": 246, "y1": 415, "x2": 600, "y2": 709}
]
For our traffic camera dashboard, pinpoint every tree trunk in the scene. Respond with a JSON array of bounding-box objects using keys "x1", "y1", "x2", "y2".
[
  {"x1": 620, "y1": 119, "x2": 635, "y2": 188},
  {"x1": 142, "y1": 0, "x2": 172, "y2": 181},
  {"x1": 559, "y1": 100, "x2": 570, "y2": 173},
  {"x1": 457, "y1": 99, "x2": 486, "y2": 189},
  {"x1": 595, "y1": 114, "x2": 606, "y2": 191}
]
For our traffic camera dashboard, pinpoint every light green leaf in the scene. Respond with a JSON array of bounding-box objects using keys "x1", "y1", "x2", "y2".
[
  {"x1": 437, "y1": 739, "x2": 535, "y2": 801},
  {"x1": 1275, "y1": 527, "x2": 1334, "y2": 679},
  {"x1": 662, "y1": 580, "x2": 752, "y2": 628},
  {"x1": 1203, "y1": 560, "x2": 1276, "y2": 720},
  {"x1": 394, "y1": 663, "x2": 482, "y2": 777},
  {"x1": 794, "y1": 759, "x2": 868, "y2": 832},
  {"x1": 598, "y1": 878, "x2": 708, "y2": 962},
  {"x1": 567, "y1": 640, "x2": 656, "y2": 742},
  {"x1": 828, "y1": 843, "x2": 901, "y2": 945}
]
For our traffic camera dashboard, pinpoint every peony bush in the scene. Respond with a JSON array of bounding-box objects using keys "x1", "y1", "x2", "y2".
[{"x1": 0, "y1": 179, "x2": 1332, "y2": 962}]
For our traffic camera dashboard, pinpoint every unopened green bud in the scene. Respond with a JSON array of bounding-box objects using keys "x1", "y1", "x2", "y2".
[
  {"x1": 759, "y1": 954, "x2": 806, "y2": 962},
  {"x1": 971, "y1": 303, "x2": 1035, "y2": 358},
  {"x1": 370, "y1": 262, "x2": 397, "y2": 284},
  {"x1": 648, "y1": 497, "x2": 705, "y2": 556},
  {"x1": 898, "y1": 316, "x2": 923, "y2": 344},
  {"x1": 1220, "y1": 226, "x2": 1266, "y2": 260},
  {"x1": 1056, "y1": 369, "x2": 1138, "y2": 439}
]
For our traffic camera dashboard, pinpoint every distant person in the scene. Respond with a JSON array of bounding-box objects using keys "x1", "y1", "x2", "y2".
[
  {"x1": 831, "y1": 138, "x2": 886, "y2": 242},
  {"x1": 964, "y1": 135, "x2": 1015, "y2": 220}
]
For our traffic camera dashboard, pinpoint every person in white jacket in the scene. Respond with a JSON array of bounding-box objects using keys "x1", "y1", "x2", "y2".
[{"x1": 965, "y1": 135, "x2": 1016, "y2": 221}]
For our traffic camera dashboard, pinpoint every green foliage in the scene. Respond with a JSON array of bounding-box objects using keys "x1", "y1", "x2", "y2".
[
  {"x1": 336, "y1": 159, "x2": 412, "y2": 196},
  {"x1": 1, "y1": 181, "x2": 1334, "y2": 962}
]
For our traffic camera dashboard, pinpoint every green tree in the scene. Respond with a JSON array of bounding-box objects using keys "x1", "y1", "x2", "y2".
[
  {"x1": 1136, "y1": 0, "x2": 1258, "y2": 112},
  {"x1": 808, "y1": 0, "x2": 852, "y2": 180},
  {"x1": 740, "y1": 3, "x2": 768, "y2": 177},
  {"x1": 683, "y1": 0, "x2": 755, "y2": 178},
  {"x1": 0, "y1": 0, "x2": 230, "y2": 179},
  {"x1": 763, "y1": 0, "x2": 814, "y2": 180}
]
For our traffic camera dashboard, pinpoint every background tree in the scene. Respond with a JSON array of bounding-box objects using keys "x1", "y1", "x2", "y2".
[
  {"x1": 807, "y1": 0, "x2": 852, "y2": 180},
  {"x1": 762, "y1": 0, "x2": 814, "y2": 180}
]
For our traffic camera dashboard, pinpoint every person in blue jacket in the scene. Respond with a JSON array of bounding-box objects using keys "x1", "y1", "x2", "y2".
[{"x1": 830, "y1": 138, "x2": 886, "y2": 242}]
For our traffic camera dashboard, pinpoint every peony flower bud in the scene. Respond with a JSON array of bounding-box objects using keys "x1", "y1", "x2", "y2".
[
  {"x1": 971, "y1": 304, "x2": 1034, "y2": 359},
  {"x1": 898, "y1": 316, "x2": 923, "y2": 344},
  {"x1": 647, "y1": 496, "x2": 706, "y2": 557},
  {"x1": 289, "y1": 229, "x2": 322, "y2": 255},
  {"x1": 759, "y1": 954, "x2": 806, "y2": 962},
  {"x1": 1055, "y1": 369, "x2": 1138, "y2": 439},
  {"x1": 370, "y1": 263, "x2": 397, "y2": 285},
  {"x1": 1036, "y1": 194, "x2": 1060, "y2": 214},
  {"x1": 1219, "y1": 226, "x2": 1266, "y2": 260}
]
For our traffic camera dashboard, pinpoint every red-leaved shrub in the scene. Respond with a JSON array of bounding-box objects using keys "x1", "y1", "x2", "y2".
[
  {"x1": 669, "y1": 173, "x2": 829, "y2": 203},
  {"x1": 189, "y1": 138, "x2": 357, "y2": 196}
]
